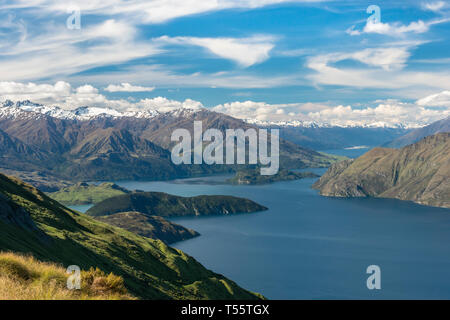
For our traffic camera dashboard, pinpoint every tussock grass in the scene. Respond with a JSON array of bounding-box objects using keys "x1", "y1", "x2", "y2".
[{"x1": 0, "y1": 252, "x2": 134, "y2": 300}]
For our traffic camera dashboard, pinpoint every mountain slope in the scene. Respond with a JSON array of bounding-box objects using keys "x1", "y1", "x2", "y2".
[
  {"x1": 384, "y1": 117, "x2": 450, "y2": 148},
  {"x1": 86, "y1": 192, "x2": 268, "y2": 217},
  {"x1": 0, "y1": 129, "x2": 54, "y2": 171},
  {"x1": 313, "y1": 133, "x2": 450, "y2": 208},
  {"x1": 58, "y1": 128, "x2": 184, "y2": 180},
  {"x1": 0, "y1": 172, "x2": 263, "y2": 300}
]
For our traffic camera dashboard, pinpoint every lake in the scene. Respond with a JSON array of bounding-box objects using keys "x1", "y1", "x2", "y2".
[{"x1": 70, "y1": 148, "x2": 450, "y2": 299}]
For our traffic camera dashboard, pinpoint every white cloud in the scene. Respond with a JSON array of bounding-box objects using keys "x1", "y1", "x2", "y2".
[
  {"x1": 306, "y1": 102, "x2": 449, "y2": 127},
  {"x1": 0, "y1": 81, "x2": 205, "y2": 112},
  {"x1": 4, "y1": 0, "x2": 328, "y2": 24},
  {"x1": 347, "y1": 17, "x2": 449, "y2": 37},
  {"x1": 1, "y1": 81, "x2": 448, "y2": 127},
  {"x1": 306, "y1": 47, "x2": 450, "y2": 91},
  {"x1": 422, "y1": 1, "x2": 447, "y2": 12},
  {"x1": 213, "y1": 99, "x2": 449, "y2": 127},
  {"x1": 137, "y1": 97, "x2": 204, "y2": 112},
  {"x1": 155, "y1": 35, "x2": 275, "y2": 67},
  {"x1": 0, "y1": 81, "x2": 133, "y2": 109},
  {"x1": 0, "y1": 19, "x2": 162, "y2": 81},
  {"x1": 416, "y1": 90, "x2": 450, "y2": 106},
  {"x1": 363, "y1": 20, "x2": 429, "y2": 36},
  {"x1": 105, "y1": 83, "x2": 155, "y2": 92},
  {"x1": 213, "y1": 100, "x2": 331, "y2": 121},
  {"x1": 319, "y1": 47, "x2": 411, "y2": 71},
  {"x1": 0, "y1": 81, "x2": 72, "y2": 101}
]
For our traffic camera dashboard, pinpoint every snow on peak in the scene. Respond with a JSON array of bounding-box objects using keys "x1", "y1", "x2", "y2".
[
  {"x1": 0, "y1": 100, "x2": 164, "y2": 121},
  {"x1": 244, "y1": 118, "x2": 421, "y2": 129}
]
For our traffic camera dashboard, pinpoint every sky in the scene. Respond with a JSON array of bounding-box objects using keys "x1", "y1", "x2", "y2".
[{"x1": 0, "y1": 0, "x2": 449, "y2": 126}]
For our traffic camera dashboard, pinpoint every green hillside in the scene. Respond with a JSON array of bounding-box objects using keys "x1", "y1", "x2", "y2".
[{"x1": 0, "y1": 173, "x2": 263, "y2": 300}]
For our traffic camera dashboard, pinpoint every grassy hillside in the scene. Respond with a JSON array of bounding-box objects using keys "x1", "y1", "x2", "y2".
[
  {"x1": 96, "y1": 212, "x2": 200, "y2": 244},
  {"x1": 313, "y1": 133, "x2": 450, "y2": 208},
  {"x1": 0, "y1": 252, "x2": 133, "y2": 300},
  {"x1": 0, "y1": 172, "x2": 263, "y2": 300},
  {"x1": 86, "y1": 192, "x2": 268, "y2": 217},
  {"x1": 47, "y1": 182, "x2": 130, "y2": 205}
]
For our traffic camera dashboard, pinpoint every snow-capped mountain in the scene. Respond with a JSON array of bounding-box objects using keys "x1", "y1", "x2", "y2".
[
  {"x1": 1, "y1": 99, "x2": 426, "y2": 129},
  {"x1": 0, "y1": 100, "x2": 163, "y2": 121},
  {"x1": 245, "y1": 118, "x2": 421, "y2": 129}
]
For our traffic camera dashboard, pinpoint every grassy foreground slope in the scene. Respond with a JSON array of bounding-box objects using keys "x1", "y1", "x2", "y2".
[
  {"x1": 0, "y1": 252, "x2": 133, "y2": 300},
  {"x1": 0, "y1": 173, "x2": 263, "y2": 300},
  {"x1": 313, "y1": 133, "x2": 450, "y2": 208}
]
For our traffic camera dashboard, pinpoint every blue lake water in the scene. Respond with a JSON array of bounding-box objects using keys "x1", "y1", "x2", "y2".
[{"x1": 69, "y1": 148, "x2": 450, "y2": 299}]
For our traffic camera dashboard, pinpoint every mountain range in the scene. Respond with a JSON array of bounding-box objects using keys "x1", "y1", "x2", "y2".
[
  {"x1": 313, "y1": 133, "x2": 450, "y2": 208},
  {"x1": 0, "y1": 100, "x2": 336, "y2": 189},
  {"x1": 263, "y1": 125, "x2": 411, "y2": 150}
]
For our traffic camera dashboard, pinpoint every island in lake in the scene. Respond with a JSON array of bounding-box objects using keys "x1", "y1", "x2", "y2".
[
  {"x1": 86, "y1": 191, "x2": 268, "y2": 217},
  {"x1": 226, "y1": 169, "x2": 319, "y2": 185}
]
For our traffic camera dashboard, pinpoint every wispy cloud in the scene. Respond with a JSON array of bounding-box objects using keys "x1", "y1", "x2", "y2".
[
  {"x1": 0, "y1": 19, "x2": 161, "y2": 81},
  {"x1": 421, "y1": 1, "x2": 447, "y2": 12},
  {"x1": 305, "y1": 46, "x2": 450, "y2": 92},
  {"x1": 105, "y1": 83, "x2": 155, "y2": 92},
  {"x1": 2, "y1": 0, "x2": 329, "y2": 24},
  {"x1": 347, "y1": 20, "x2": 431, "y2": 37},
  {"x1": 155, "y1": 35, "x2": 276, "y2": 67},
  {"x1": 416, "y1": 90, "x2": 450, "y2": 106}
]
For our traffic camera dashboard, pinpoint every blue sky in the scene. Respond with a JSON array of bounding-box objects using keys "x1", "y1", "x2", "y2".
[{"x1": 0, "y1": 0, "x2": 449, "y2": 126}]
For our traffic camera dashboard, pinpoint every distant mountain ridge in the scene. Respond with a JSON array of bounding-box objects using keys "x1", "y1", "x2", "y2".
[
  {"x1": 257, "y1": 124, "x2": 411, "y2": 150},
  {"x1": 384, "y1": 116, "x2": 450, "y2": 148},
  {"x1": 246, "y1": 118, "x2": 419, "y2": 129},
  {"x1": 313, "y1": 133, "x2": 450, "y2": 208}
]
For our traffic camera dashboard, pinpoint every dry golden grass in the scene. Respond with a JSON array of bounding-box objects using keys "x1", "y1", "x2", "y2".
[{"x1": 0, "y1": 252, "x2": 135, "y2": 300}]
